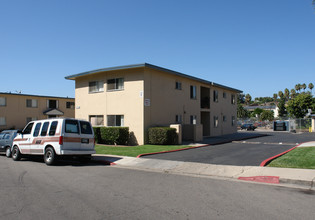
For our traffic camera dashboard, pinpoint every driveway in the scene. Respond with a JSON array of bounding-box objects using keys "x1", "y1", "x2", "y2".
[{"x1": 143, "y1": 131, "x2": 315, "y2": 166}]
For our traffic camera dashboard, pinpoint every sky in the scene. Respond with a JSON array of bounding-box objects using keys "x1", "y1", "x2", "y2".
[{"x1": 1, "y1": 0, "x2": 315, "y2": 99}]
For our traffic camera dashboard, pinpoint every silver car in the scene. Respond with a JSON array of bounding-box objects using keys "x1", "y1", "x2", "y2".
[{"x1": 0, "y1": 130, "x2": 18, "y2": 157}]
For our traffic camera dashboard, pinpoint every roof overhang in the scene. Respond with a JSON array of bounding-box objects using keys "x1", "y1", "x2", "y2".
[
  {"x1": 43, "y1": 108, "x2": 64, "y2": 116},
  {"x1": 65, "y1": 63, "x2": 243, "y2": 93}
]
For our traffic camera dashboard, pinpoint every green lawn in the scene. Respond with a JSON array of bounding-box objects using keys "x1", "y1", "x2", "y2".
[
  {"x1": 95, "y1": 144, "x2": 192, "y2": 157},
  {"x1": 268, "y1": 147, "x2": 315, "y2": 169}
]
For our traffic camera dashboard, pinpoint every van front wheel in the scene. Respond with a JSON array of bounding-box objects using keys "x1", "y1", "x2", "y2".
[
  {"x1": 44, "y1": 147, "x2": 57, "y2": 166},
  {"x1": 12, "y1": 146, "x2": 21, "y2": 161}
]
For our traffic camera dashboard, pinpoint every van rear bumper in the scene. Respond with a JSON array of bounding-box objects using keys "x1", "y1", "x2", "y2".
[{"x1": 60, "y1": 150, "x2": 96, "y2": 155}]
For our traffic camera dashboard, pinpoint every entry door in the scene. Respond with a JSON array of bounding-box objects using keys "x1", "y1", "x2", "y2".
[{"x1": 17, "y1": 122, "x2": 34, "y2": 154}]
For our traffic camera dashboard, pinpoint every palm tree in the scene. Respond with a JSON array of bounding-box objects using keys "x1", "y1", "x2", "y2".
[
  {"x1": 301, "y1": 83, "x2": 307, "y2": 92},
  {"x1": 309, "y1": 83, "x2": 314, "y2": 94},
  {"x1": 245, "y1": 94, "x2": 252, "y2": 105},
  {"x1": 278, "y1": 91, "x2": 284, "y2": 98},
  {"x1": 295, "y1": 84, "x2": 301, "y2": 93},
  {"x1": 284, "y1": 88, "x2": 290, "y2": 100},
  {"x1": 290, "y1": 89, "x2": 296, "y2": 99},
  {"x1": 273, "y1": 93, "x2": 278, "y2": 101}
]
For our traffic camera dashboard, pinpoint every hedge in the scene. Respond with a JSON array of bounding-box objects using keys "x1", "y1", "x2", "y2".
[
  {"x1": 148, "y1": 127, "x2": 178, "y2": 145},
  {"x1": 93, "y1": 127, "x2": 129, "y2": 145}
]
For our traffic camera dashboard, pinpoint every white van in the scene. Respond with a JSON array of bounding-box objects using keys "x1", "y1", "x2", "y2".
[{"x1": 12, "y1": 118, "x2": 95, "y2": 165}]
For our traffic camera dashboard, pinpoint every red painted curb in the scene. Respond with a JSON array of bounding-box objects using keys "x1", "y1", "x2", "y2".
[
  {"x1": 259, "y1": 141, "x2": 312, "y2": 167},
  {"x1": 238, "y1": 176, "x2": 279, "y2": 184},
  {"x1": 136, "y1": 144, "x2": 210, "y2": 158}
]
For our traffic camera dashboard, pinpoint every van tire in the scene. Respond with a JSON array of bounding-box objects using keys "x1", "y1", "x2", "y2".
[
  {"x1": 12, "y1": 146, "x2": 21, "y2": 161},
  {"x1": 5, "y1": 147, "x2": 11, "y2": 158},
  {"x1": 44, "y1": 147, "x2": 57, "y2": 166}
]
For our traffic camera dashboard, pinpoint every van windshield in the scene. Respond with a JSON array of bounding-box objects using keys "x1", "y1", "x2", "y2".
[
  {"x1": 65, "y1": 120, "x2": 79, "y2": 134},
  {"x1": 80, "y1": 121, "x2": 93, "y2": 134}
]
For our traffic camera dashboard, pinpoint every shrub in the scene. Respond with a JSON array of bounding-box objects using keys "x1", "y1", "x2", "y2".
[
  {"x1": 93, "y1": 127, "x2": 101, "y2": 144},
  {"x1": 148, "y1": 127, "x2": 178, "y2": 145},
  {"x1": 98, "y1": 127, "x2": 129, "y2": 145}
]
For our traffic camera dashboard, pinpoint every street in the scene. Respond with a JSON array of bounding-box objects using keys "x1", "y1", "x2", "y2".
[{"x1": 0, "y1": 155, "x2": 314, "y2": 220}]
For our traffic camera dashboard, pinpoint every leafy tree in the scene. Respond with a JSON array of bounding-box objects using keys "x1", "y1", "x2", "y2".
[
  {"x1": 260, "y1": 110, "x2": 274, "y2": 121},
  {"x1": 277, "y1": 96, "x2": 287, "y2": 117},
  {"x1": 309, "y1": 83, "x2": 314, "y2": 94},
  {"x1": 251, "y1": 108, "x2": 263, "y2": 118},
  {"x1": 287, "y1": 93, "x2": 315, "y2": 118},
  {"x1": 237, "y1": 104, "x2": 250, "y2": 119},
  {"x1": 238, "y1": 93, "x2": 245, "y2": 104},
  {"x1": 245, "y1": 94, "x2": 252, "y2": 105}
]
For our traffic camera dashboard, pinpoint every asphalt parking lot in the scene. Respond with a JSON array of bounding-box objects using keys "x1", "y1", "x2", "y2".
[{"x1": 143, "y1": 131, "x2": 315, "y2": 166}]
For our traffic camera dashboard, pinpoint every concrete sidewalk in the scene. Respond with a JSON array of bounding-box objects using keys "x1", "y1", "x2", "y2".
[{"x1": 92, "y1": 154, "x2": 315, "y2": 189}]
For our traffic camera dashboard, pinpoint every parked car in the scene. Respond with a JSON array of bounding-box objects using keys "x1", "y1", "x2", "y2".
[
  {"x1": 241, "y1": 123, "x2": 257, "y2": 131},
  {"x1": 0, "y1": 130, "x2": 18, "y2": 157},
  {"x1": 12, "y1": 118, "x2": 95, "y2": 165}
]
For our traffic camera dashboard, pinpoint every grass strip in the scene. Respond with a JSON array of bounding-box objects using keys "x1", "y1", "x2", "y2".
[
  {"x1": 95, "y1": 144, "x2": 192, "y2": 157},
  {"x1": 268, "y1": 147, "x2": 315, "y2": 169}
]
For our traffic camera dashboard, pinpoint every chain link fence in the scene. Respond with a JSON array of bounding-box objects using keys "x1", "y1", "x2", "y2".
[{"x1": 238, "y1": 118, "x2": 312, "y2": 133}]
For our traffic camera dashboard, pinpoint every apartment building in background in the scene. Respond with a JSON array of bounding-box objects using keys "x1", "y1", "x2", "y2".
[
  {"x1": 0, "y1": 93, "x2": 75, "y2": 131},
  {"x1": 66, "y1": 63, "x2": 242, "y2": 145}
]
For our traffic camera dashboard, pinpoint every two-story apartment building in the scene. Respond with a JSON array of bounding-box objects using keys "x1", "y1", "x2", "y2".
[
  {"x1": 65, "y1": 63, "x2": 242, "y2": 145},
  {"x1": 0, "y1": 93, "x2": 75, "y2": 131}
]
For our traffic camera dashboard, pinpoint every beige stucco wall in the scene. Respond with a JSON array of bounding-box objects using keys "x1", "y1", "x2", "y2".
[
  {"x1": 0, "y1": 94, "x2": 74, "y2": 131},
  {"x1": 143, "y1": 68, "x2": 238, "y2": 140},
  {"x1": 74, "y1": 68, "x2": 145, "y2": 145}
]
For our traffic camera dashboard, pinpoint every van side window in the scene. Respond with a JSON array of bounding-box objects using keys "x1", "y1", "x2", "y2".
[
  {"x1": 80, "y1": 121, "x2": 93, "y2": 134},
  {"x1": 65, "y1": 120, "x2": 79, "y2": 134},
  {"x1": 33, "y1": 123, "x2": 42, "y2": 137},
  {"x1": 23, "y1": 123, "x2": 34, "y2": 135},
  {"x1": 49, "y1": 121, "x2": 58, "y2": 136},
  {"x1": 41, "y1": 122, "x2": 49, "y2": 136}
]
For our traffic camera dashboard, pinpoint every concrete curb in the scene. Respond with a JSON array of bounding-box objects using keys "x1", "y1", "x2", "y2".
[{"x1": 92, "y1": 154, "x2": 315, "y2": 189}]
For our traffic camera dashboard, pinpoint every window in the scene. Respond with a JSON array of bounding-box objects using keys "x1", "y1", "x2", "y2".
[
  {"x1": 89, "y1": 115, "x2": 104, "y2": 126},
  {"x1": 213, "y1": 90, "x2": 218, "y2": 102},
  {"x1": 80, "y1": 121, "x2": 93, "y2": 134},
  {"x1": 214, "y1": 116, "x2": 219, "y2": 128},
  {"x1": 65, "y1": 119, "x2": 79, "y2": 134},
  {"x1": 0, "y1": 97, "x2": 6, "y2": 106},
  {"x1": 223, "y1": 92, "x2": 226, "y2": 99},
  {"x1": 26, "y1": 99, "x2": 38, "y2": 108},
  {"x1": 66, "y1": 101, "x2": 75, "y2": 109},
  {"x1": 223, "y1": 115, "x2": 227, "y2": 122},
  {"x1": 190, "y1": 115, "x2": 197, "y2": 125},
  {"x1": 0, "y1": 117, "x2": 6, "y2": 126},
  {"x1": 231, "y1": 94, "x2": 236, "y2": 105},
  {"x1": 89, "y1": 81, "x2": 104, "y2": 93},
  {"x1": 175, "y1": 115, "x2": 182, "y2": 123},
  {"x1": 190, "y1": 86, "x2": 197, "y2": 99},
  {"x1": 107, "y1": 115, "x2": 124, "y2": 127},
  {"x1": 47, "y1": 99, "x2": 58, "y2": 108},
  {"x1": 107, "y1": 78, "x2": 124, "y2": 91},
  {"x1": 232, "y1": 116, "x2": 236, "y2": 126},
  {"x1": 48, "y1": 121, "x2": 58, "y2": 136},
  {"x1": 41, "y1": 122, "x2": 49, "y2": 136},
  {"x1": 33, "y1": 123, "x2": 42, "y2": 137},
  {"x1": 26, "y1": 117, "x2": 37, "y2": 124},
  {"x1": 175, "y1": 82, "x2": 182, "y2": 90},
  {"x1": 23, "y1": 123, "x2": 34, "y2": 135}
]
